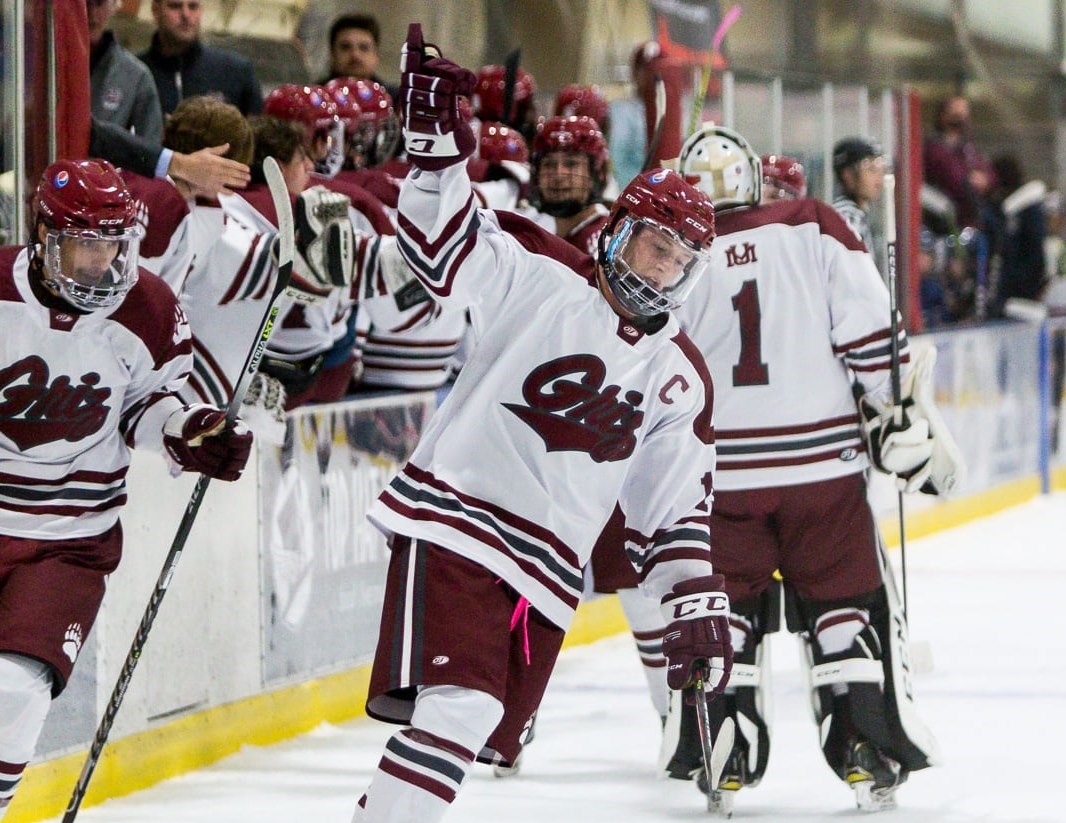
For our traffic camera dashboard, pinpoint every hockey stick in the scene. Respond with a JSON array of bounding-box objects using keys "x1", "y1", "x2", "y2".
[
  {"x1": 640, "y1": 76, "x2": 667, "y2": 173},
  {"x1": 501, "y1": 48, "x2": 521, "y2": 129},
  {"x1": 61, "y1": 157, "x2": 295, "y2": 823},
  {"x1": 685, "y1": 4, "x2": 742, "y2": 139},
  {"x1": 692, "y1": 671, "x2": 735, "y2": 816},
  {"x1": 882, "y1": 172, "x2": 909, "y2": 619}
]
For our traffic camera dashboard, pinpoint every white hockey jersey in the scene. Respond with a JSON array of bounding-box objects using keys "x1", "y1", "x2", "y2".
[
  {"x1": 674, "y1": 198, "x2": 909, "y2": 491},
  {"x1": 353, "y1": 235, "x2": 468, "y2": 390},
  {"x1": 0, "y1": 247, "x2": 192, "y2": 539},
  {"x1": 175, "y1": 191, "x2": 278, "y2": 407},
  {"x1": 370, "y1": 165, "x2": 717, "y2": 630}
]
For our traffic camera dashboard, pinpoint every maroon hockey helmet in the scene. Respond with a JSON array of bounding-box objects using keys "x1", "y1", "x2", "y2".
[
  {"x1": 478, "y1": 121, "x2": 529, "y2": 165},
  {"x1": 30, "y1": 158, "x2": 143, "y2": 311},
  {"x1": 264, "y1": 84, "x2": 338, "y2": 141},
  {"x1": 598, "y1": 168, "x2": 716, "y2": 317},
  {"x1": 324, "y1": 78, "x2": 400, "y2": 169},
  {"x1": 553, "y1": 84, "x2": 610, "y2": 135},
  {"x1": 530, "y1": 115, "x2": 609, "y2": 216},
  {"x1": 473, "y1": 64, "x2": 537, "y2": 125},
  {"x1": 761, "y1": 153, "x2": 808, "y2": 200}
]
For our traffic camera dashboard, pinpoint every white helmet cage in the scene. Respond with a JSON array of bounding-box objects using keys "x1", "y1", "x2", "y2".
[
  {"x1": 600, "y1": 215, "x2": 712, "y2": 316},
  {"x1": 678, "y1": 124, "x2": 762, "y2": 209},
  {"x1": 41, "y1": 227, "x2": 143, "y2": 312}
]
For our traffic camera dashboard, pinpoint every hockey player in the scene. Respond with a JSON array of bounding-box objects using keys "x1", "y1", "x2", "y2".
[
  {"x1": 528, "y1": 114, "x2": 612, "y2": 256},
  {"x1": 0, "y1": 159, "x2": 252, "y2": 817},
  {"x1": 760, "y1": 153, "x2": 807, "y2": 202},
  {"x1": 554, "y1": 83, "x2": 611, "y2": 137},
  {"x1": 667, "y1": 124, "x2": 963, "y2": 813},
  {"x1": 472, "y1": 63, "x2": 538, "y2": 142},
  {"x1": 351, "y1": 25, "x2": 732, "y2": 823}
]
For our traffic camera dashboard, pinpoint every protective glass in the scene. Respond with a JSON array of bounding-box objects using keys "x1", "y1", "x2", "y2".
[
  {"x1": 603, "y1": 216, "x2": 712, "y2": 316},
  {"x1": 43, "y1": 226, "x2": 142, "y2": 311}
]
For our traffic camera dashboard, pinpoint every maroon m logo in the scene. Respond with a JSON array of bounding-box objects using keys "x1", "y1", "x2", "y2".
[{"x1": 725, "y1": 242, "x2": 757, "y2": 267}]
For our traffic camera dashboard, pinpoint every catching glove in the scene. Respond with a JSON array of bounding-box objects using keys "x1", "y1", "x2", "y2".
[
  {"x1": 859, "y1": 343, "x2": 965, "y2": 496},
  {"x1": 660, "y1": 574, "x2": 733, "y2": 697},
  {"x1": 399, "y1": 23, "x2": 477, "y2": 171},
  {"x1": 164, "y1": 405, "x2": 253, "y2": 481},
  {"x1": 859, "y1": 396, "x2": 933, "y2": 493},
  {"x1": 294, "y1": 186, "x2": 355, "y2": 293}
]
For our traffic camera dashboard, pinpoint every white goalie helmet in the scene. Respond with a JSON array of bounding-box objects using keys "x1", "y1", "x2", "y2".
[{"x1": 678, "y1": 124, "x2": 762, "y2": 210}]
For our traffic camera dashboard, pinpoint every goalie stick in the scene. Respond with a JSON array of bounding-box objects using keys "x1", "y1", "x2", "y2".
[
  {"x1": 882, "y1": 171, "x2": 909, "y2": 618},
  {"x1": 61, "y1": 157, "x2": 295, "y2": 823}
]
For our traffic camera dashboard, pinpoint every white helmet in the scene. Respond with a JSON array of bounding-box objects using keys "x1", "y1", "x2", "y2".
[{"x1": 678, "y1": 124, "x2": 761, "y2": 210}]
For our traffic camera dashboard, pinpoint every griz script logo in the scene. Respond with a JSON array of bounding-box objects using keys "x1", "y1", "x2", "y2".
[
  {"x1": 503, "y1": 354, "x2": 645, "y2": 463},
  {"x1": 0, "y1": 355, "x2": 112, "y2": 449}
]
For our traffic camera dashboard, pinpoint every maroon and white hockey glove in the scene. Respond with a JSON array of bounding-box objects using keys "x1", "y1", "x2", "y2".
[
  {"x1": 660, "y1": 574, "x2": 733, "y2": 697},
  {"x1": 164, "y1": 405, "x2": 253, "y2": 481},
  {"x1": 399, "y1": 23, "x2": 477, "y2": 171}
]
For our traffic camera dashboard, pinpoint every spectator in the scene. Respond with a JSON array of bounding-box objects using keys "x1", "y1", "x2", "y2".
[
  {"x1": 831, "y1": 137, "x2": 885, "y2": 257},
  {"x1": 88, "y1": 0, "x2": 163, "y2": 142},
  {"x1": 139, "y1": 0, "x2": 263, "y2": 116},
  {"x1": 319, "y1": 13, "x2": 398, "y2": 102},
  {"x1": 985, "y1": 154, "x2": 1048, "y2": 316},
  {"x1": 923, "y1": 95, "x2": 995, "y2": 230},
  {"x1": 0, "y1": 159, "x2": 251, "y2": 817}
]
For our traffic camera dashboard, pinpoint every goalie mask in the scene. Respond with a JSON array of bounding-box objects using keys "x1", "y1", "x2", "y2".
[
  {"x1": 678, "y1": 124, "x2": 762, "y2": 210},
  {"x1": 31, "y1": 159, "x2": 143, "y2": 312},
  {"x1": 598, "y1": 168, "x2": 716, "y2": 317}
]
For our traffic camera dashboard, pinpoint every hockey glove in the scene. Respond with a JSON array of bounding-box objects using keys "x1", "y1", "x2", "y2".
[
  {"x1": 399, "y1": 23, "x2": 477, "y2": 171},
  {"x1": 164, "y1": 405, "x2": 253, "y2": 481},
  {"x1": 294, "y1": 186, "x2": 355, "y2": 291},
  {"x1": 660, "y1": 574, "x2": 733, "y2": 697}
]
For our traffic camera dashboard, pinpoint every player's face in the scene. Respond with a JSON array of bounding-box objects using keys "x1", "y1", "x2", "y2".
[
  {"x1": 620, "y1": 223, "x2": 694, "y2": 290},
  {"x1": 538, "y1": 151, "x2": 592, "y2": 204},
  {"x1": 153, "y1": 0, "x2": 202, "y2": 48},
  {"x1": 331, "y1": 28, "x2": 379, "y2": 79},
  {"x1": 58, "y1": 235, "x2": 121, "y2": 288},
  {"x1": 281, "y1": 146, "x2": 314, "y2": 195}
]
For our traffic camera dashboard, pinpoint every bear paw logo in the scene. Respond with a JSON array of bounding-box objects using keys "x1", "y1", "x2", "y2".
[{"x1": 62, "y1": 623, "x2": 83, "y2": 664}]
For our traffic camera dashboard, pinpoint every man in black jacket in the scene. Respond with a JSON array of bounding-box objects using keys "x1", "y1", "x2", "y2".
[{"x1": 139, "y1": 0, "x2": 263, "y2": 116}]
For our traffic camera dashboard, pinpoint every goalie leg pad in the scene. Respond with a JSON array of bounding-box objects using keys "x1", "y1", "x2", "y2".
[{"x1": 793, "y1": 586, "x2": 937, "y2": 782}]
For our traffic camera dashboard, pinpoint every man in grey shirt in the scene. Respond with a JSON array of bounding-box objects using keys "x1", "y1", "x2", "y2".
[{"x1": 89, "y1": 0, "x2": 163, "y2": 142}]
